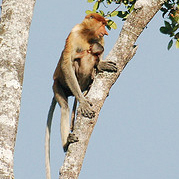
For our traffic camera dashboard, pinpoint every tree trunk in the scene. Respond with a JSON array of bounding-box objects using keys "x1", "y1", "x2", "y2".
[
  {"x1": 0, "y1": 0, "x2": 36, "y2": 178},
  {"x1": 59, "y1": 0, "x2": 165, "y2": 178}
]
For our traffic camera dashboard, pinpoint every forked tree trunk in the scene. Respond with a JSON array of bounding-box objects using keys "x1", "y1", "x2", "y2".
[
  {"x1": 59, "y1": 0, "x2": 165, "y2": 178},
  {"x1": 0, "y1": 0, "x2": 36, "y2": 178}
]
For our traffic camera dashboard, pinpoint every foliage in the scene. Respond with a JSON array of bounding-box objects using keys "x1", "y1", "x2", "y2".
[
  {"x1": 160, "y1": 0, "x2": 179, "y2": 49},
  {"x1": 86, "y1": 0, "x2": 136, "y2": 30},
  {"x1": 86, "y1": 0, "x2": 179, "y2": 50}
]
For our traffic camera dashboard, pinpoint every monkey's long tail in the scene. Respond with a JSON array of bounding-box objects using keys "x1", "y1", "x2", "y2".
[{"x1": 45, "y1": 97, "x2": 57, "y2": 179}]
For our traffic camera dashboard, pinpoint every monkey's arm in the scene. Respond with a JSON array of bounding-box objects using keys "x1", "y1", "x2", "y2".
[
  {"x1": 92, "y1": 42, "x2": 117, "y2": 73},
  {"x1": 61, "y1": 49, "x2": 95, "y2": 118},
  {"x1": 97, "y1": 61, "x2": 117, "y2": 72}
]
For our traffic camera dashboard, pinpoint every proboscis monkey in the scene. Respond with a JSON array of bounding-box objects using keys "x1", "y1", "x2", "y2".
[{"x1": 45, "y1": 13, "x2": 117, "y2": 179}]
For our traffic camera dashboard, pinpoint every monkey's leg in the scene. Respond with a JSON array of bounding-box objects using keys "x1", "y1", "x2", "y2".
[
  {"x1": 97, "y1": 61, "x2": 117, "y2": 72},
  {"x1": 53, "y1": 80, "x2": 78, "y2": 152},
  {"x1": 70, "y1": 90, "x2": 90, "y2": 132},
  {"x1": 53, "y1": 80, "x2": 70, "y2": 150},
  {"x1": 70, "y1": 98, "x2": 77, "y2": 132}
]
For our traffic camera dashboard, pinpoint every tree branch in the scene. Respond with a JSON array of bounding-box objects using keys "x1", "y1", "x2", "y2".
[
  {"x1": 0, "y1": 0, "x2": 36, "y2": 178},
  {"x1": 59, "y1": 0, "x2": 164, "y2": 178}
]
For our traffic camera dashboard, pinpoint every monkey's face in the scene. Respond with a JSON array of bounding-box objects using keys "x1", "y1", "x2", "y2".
[
  {"x1": 95, "y1": 23, "x2": 108, "y2": 38},
  {"x1": 85, "y1": 13, "x2": 108, "y2": 39}
]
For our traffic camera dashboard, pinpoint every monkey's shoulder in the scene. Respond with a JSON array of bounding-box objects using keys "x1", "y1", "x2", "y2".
[
  {"x1": 65, "y1": 25, "x2": 88, "y2": 50},
  {"x1": 71, "y1": 24, "x2": 81, "y2": 33}
]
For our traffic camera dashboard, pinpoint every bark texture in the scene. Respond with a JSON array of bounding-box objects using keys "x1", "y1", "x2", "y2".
[
  {"x1": 59, "y1": 0, "x2": 165, "y2": 179},
  {"x1": 0, "y1": 0, "x2": 36, "y2": 178}
]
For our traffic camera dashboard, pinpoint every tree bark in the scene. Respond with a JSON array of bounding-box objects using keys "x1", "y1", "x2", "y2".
[
  {"x1": 59, "y1": 0, "x2": 165, "y2": 178},
  {"x1": 0, "y1": 0, "x2": 36, "y2": 178}
]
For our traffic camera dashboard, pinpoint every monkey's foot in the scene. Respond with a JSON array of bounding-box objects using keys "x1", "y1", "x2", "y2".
[
  {"x1": 68, "y1": 133, "x2": 79, "y2": 143},
  {"x1": 98, "y1": 61, "x2": 117, "y2": 72},
  {"x1": 79, "y1": 101, "x2": 95, "y2": 119},
  {"x1": 63, "y1": 133, "x2": 79, "y2": 152}
]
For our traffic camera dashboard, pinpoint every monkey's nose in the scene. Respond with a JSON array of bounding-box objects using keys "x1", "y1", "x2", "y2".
[
  {"x1": 105, "y1": 31, "x2": 108, "y2": 36},
  {"x1": 104, "y1": 29, "x2": 108, "y2": 36}
]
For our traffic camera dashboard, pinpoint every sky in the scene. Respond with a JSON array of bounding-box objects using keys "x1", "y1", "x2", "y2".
[{"x1": 14, "y1": 0, "x2": 179, "y2": 179}]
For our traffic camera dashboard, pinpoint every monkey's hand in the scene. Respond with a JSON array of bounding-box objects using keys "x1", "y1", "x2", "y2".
[
  {"x1": 63, "y1": 133, "x2": 79, "y2": 152},
  {"x1": 79, "y1": 100, "x2": 95, "y2": 118},
  {"x1": 97, "y1": 61, "x2": 117, "y2": 72}
]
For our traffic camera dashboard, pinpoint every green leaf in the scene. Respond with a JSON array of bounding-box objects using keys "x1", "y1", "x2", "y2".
[
  {"x1": 172, "y1": 24, "x2": 179, "y2": 32},
  {"x1": 107, "y1": 0, "x2": 112, "y2": 4},
  {"x1": 115, "y1": 0, "x2": 122, "y2": 4},
  {"x1": 174, "y1": 32, "x2": 179, "y2": 39},
  {"x1": 160, "y1": 26, "x2": 169, "y2": 34},
  {"x1": 169, "y1": 32, "x2": 174, "y2": 37},
  {"x1": 85, "y1": 10, "x2": 94, "y2": 15},
  {"x1": 173, "y1": 15, "x2": 179, "y2": 24},
  {"x1": 160, "y1": 7, "x2": 167, "y2": 12},
  {"x1": 106, "y1": 11, "x2": 111, "y2": 17},
  {"x1": 110, "y1": 11, "x2": 119, "y2": 17},
  {"x1": 117, "y1": 11, "x2": 128, "y2": 18},
  {"x1": 161, "y1": 8, "x2": 168, "y2": 18},
  {"x1": 129, "y1": 0, "x2": 136, "y2": 2},
  {"x1": 106, "y1": 25, "x2": 111, "y2": 30},
  {"x1": 107, "y1": 20, "x2": 113, "y2": 26},
  {"x1": 87, "y1": 0, "x2": 94, "y2": 3},
  {"x1": 99, "y1": 10, "x2": 105, "y2": 16},
  {"x1": 164, "y1": 21, "x2": 171, "y2": 29},
  {"x1": 93, "y1": 2, "x2": 99, "y2": 11},
  {"x1": 129, "y1": 4, "x2": 135, "y2": 13},
  {"x1": 123, "y1": 0, "x2": 128, "y2": 5},
  {"x1": 111, "y1": 21, "x2": 117, "y2": 29},
  {"x1": 176, "y1": 39, "x2": 179, "y2": 48},
  {"x1": 164, "y1": 2, "x2": 173, "y2": 9},
  {"x1": 107, "y1": 20, "x2": 117, "y2": 29},
  {"x1": 167, "y1": 39, "x2": 173, "y2": 50}
]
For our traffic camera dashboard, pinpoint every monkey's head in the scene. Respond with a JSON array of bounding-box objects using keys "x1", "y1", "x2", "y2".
[
  {"x1": 90, "y1": 42, "x2": 104, "y2": 56},
  {"x1": 83, "y1": 13, "x2": 108, "y2": 39}
]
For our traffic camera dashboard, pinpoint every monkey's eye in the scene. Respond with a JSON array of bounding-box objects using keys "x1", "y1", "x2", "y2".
[
  {"x1": 89, "y1": 15, "x2": 94, "y2": 19},
  {"x1": 102, "y1": 21, "x2": 107, "y2": 26}
]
